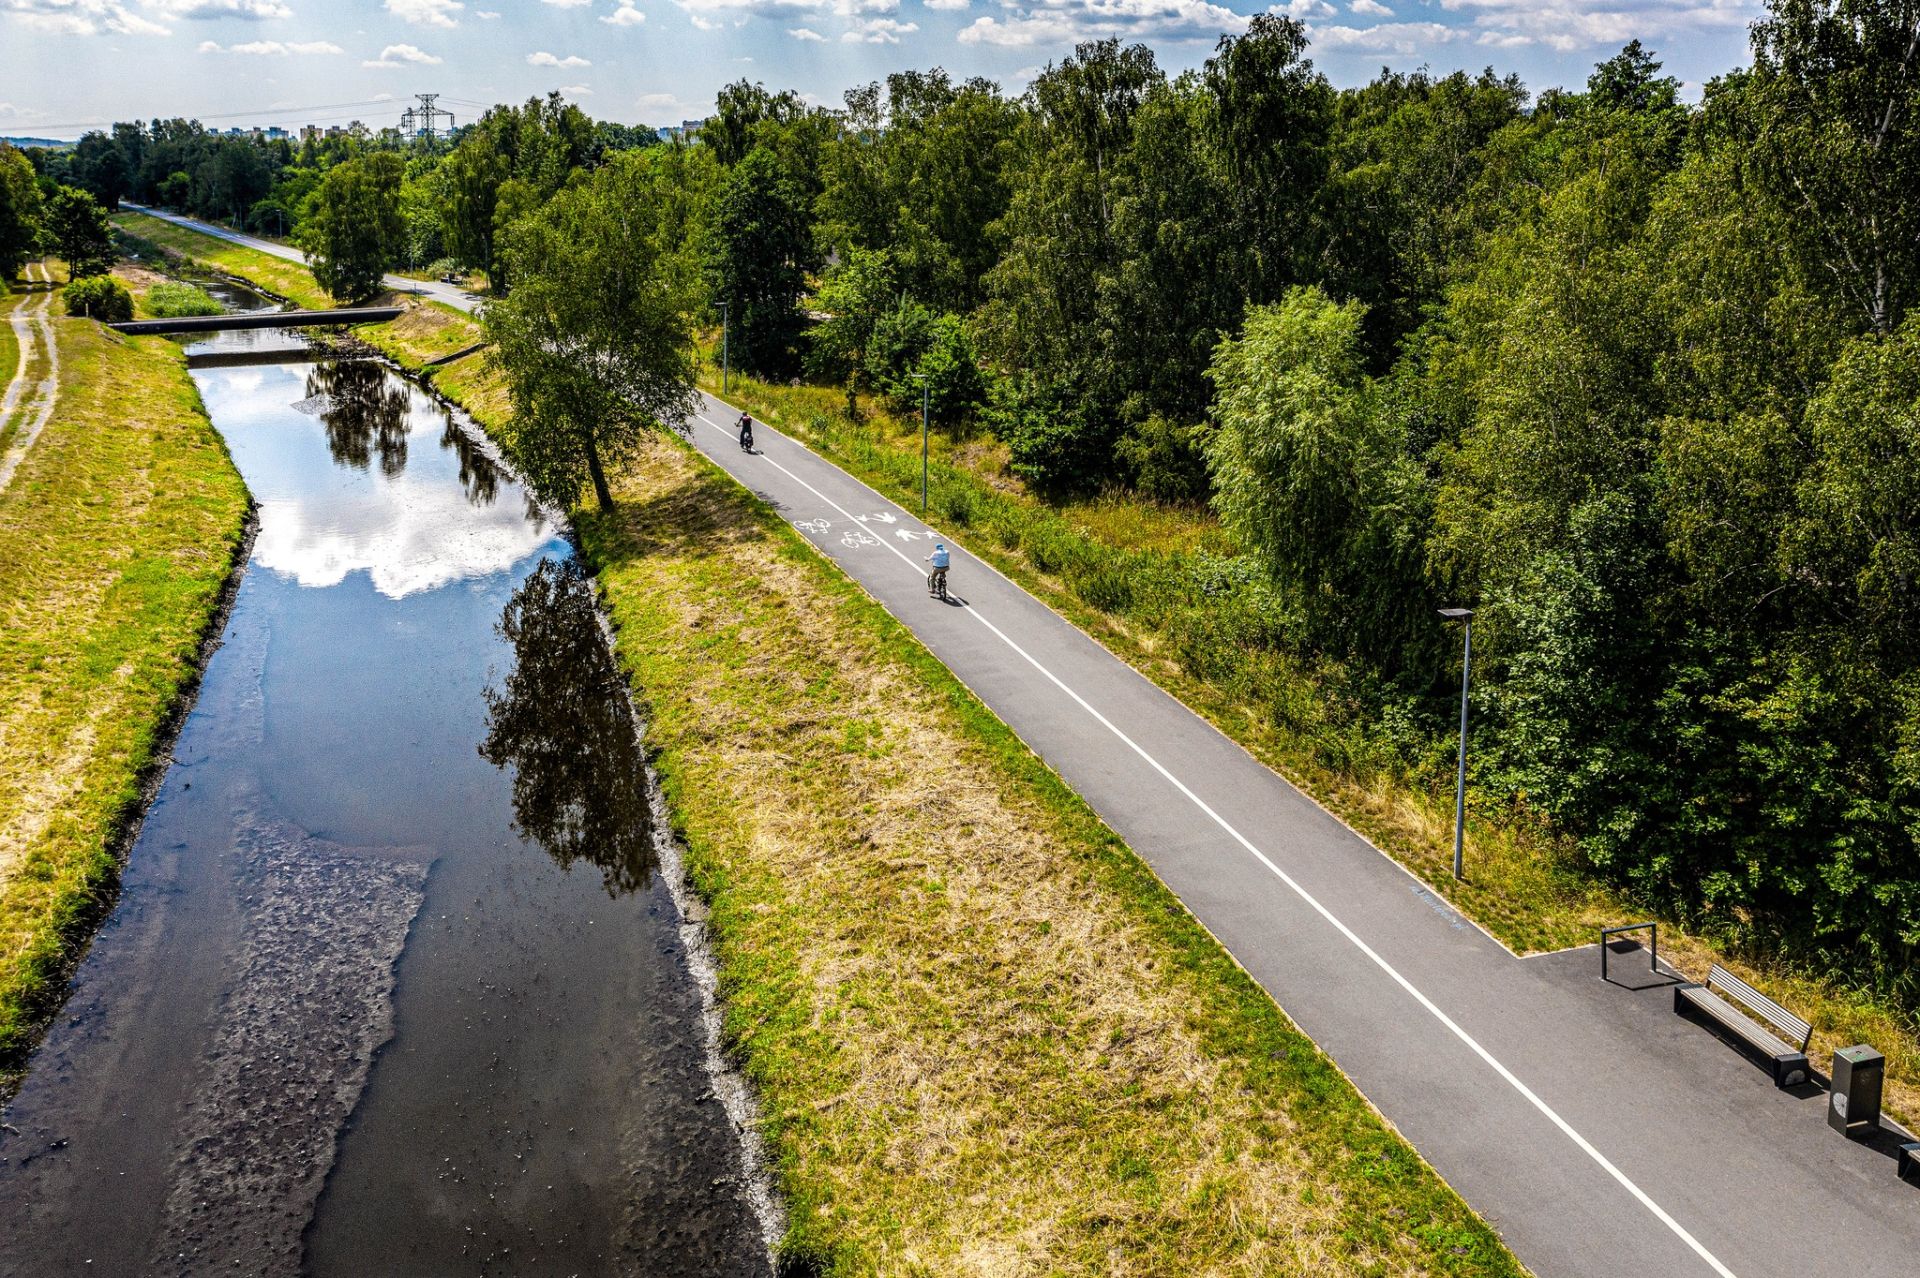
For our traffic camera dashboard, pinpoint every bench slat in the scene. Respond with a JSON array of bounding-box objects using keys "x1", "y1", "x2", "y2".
[
  {"x1": 1707, "y1": 965, "x2": 1812, "y2": 1049},
  {"x1": 1679, "y1": 985, "x2": 1792, "y2": 1056}
]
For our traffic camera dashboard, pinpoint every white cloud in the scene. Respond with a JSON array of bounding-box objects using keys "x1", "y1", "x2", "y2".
[
  {"x1": 1, "y1": 0, "x2": 170, "y2": 36},
  {"x1": 1435, "y1": 0, "x2": 1754, "y2": 54},
  {"x1": 1269, "y1": 0, "x2": 1332, "y2": 17},
  {"x1": 924, "y1": 0, "x2": 969, "y2": 8},
  {"x1": 542, "y1": 0, "x2": 589, "y2": 6},
  {"x1": 786, "y1": 23, "x2": 821, "y2": 36},
  {"x1": 202, "y1": 37, "x2": 343, "y2": 52},
  {"x1": 1348, "y1": 0, "x2": 1390, "y2": 14},
  {"x1": 474, "y1": 7, "x2": 498, "y2": 14},
  {"x1": 363, "y1": 41, "x2": 442, "y2": 66},
  {"x1": 149, "y1": 0, "x2": 291, "y2": 17},
  {"x1": 560, "y1": 82, "x2": 591, "y2": 94},
  {"x1": 957, "y1": 0, "x2": 1244, "y2": 46},
  {"x1": 601, "y1": 0, "x2": 643, "y2": 21},
  {"x1": 1307, "y1": 19, "x2": 1455, "y2": 52},
  {"x1": 0, "y1": 102, "x2": 51, "y2": 120},
  {"x1": 841, "y1": 14, "x2": 914, "y2": 39},
  {"x1": 383, "y1": 0, "x2": 460, "y2": 28},
  {"x1": 527, "y1": 49, "x2": 590, "y2": 66}
]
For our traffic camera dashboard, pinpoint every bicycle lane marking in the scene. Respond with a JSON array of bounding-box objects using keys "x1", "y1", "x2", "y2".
[{"x1": 691, "y1": 409, "x2": 1738, "y2": 1278}]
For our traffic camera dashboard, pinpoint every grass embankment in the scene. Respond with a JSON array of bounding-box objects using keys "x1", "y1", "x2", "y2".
[
  {"x1": 701, "y1": 363, "x2": 1920, "y2": 1128},
  {"x1": 0, "y1": 314, "x2": 251, "y2": 1092},
  {"x1": 580, "y1": 435, "x2": 1523, "y2": 1275},
  {"x1": 112, "y1": 210, "x2": 333, "y2": 310}
]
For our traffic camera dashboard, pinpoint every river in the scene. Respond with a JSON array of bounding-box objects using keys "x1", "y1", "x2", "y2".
[{"x1": 0, "y1": 315, "x2": 772, "y2": 1276}]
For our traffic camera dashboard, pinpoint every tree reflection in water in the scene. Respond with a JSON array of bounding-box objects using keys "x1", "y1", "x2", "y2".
[
  {"x1": 438, "y1": 417, "x2": 505, "y2": 507},
  {"x1": 307, "y1": 361, "x2": 412, "y2": 476},
  {"x1": 480, "y1": 558, "x2": 656, "y2": 897}
]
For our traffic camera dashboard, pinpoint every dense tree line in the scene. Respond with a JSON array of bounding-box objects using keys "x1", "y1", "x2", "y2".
[{"x1": 11, "y1": 0, "x2": 1917, "y2": 1001}]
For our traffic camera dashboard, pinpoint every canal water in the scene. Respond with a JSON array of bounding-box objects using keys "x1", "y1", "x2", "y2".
[{"x1": 0, "y1": 325, "x2": 772, "y2": 1275}]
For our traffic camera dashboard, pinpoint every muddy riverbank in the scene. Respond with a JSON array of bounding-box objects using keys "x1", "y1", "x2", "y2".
[{"x1": 0, "y1": 329, "x2": 773, "y2": 1275}]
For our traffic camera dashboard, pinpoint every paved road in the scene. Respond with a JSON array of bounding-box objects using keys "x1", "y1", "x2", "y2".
[
  {"x1": 141, "y1": 212, "x2": 1920, "y2": 1278},
  {"x1": 121, "y1": 204, "x2": 484, "y2": 312}
]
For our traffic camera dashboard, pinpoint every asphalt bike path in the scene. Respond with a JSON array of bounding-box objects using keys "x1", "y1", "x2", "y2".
[
  {"x1": 689, "y1": 397, "x2": 1920, "y2": 1278},
  {"x1": 139, "y1": 213, "x2": 1920, "y2": 1278}
]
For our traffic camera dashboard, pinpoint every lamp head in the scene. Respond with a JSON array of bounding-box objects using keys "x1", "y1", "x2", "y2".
[{"x1": 1437, "y1": 607, "x2": 1473, "y2": 622}]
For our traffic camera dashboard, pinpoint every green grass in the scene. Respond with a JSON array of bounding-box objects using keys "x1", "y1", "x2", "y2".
[
  {"x1": 144, "y1": 281, "x2": 224, "y2": 318},
  {"x1": 0, "y1": 315, "x2": 251, "y2": 1092},
  {"x1": 113, "y1": 211, "x2": 334, "y2": 310},
  {"x1": 576, "y1": 435, "x2": 1526, "y2": 1275},
  {"x1": 0, "y1": 289, "x2": 20, "y2": 398}
]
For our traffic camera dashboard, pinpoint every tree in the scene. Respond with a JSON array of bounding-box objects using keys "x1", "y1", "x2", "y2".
[
  {"x1": 297, "y1": 152, "x2": 405, "y2": 302},
  {"x1": 46, "y1": 185, "x2": 114, "y2": 280},
  {"x1": 484, "y1": 150, "x2": 701, "y2": 510},
  {"x1": 1746, "y1": 0, "x2": 1920, "y2": 335},
  {"x1": 711, "y1": 145, "x2": 814, "y2": 376},
  {"x1": 0, "y1": 145, "x2": 42, "y2": 280},
  {"x1": 1206, "y1": 286, "x2": 1428, "y2": 655},
  {"x1": 1203, "y1": 15, "x2": 1333, "y2": 303}
]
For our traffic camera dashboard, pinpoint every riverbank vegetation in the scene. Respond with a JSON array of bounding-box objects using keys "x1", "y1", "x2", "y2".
[
  {"x1": 111, "y1": 213, "x2": 331, "y2": 310},
  {"x1": 580, "y1": 433, "x2": 1522, "y2": 1275},
  {"x1": 0, "y1": 314, "x2": 250, "y2": 1091}
]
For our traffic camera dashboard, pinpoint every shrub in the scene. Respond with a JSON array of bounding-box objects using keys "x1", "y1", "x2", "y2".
[
  {"x1": 62, "y1": 276, "x2": 132, "y2": 323},
  {"x1": 1117, "y1": 415, "x2": 1213, "y2": 506},
  {"x1": 145, "y1": 282, "x2": 223, "y2": 318}
]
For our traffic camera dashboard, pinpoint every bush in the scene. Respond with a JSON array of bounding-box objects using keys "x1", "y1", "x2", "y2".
[
  {"x1": 985, "y1": 372, "x2": 1119, "y2": 496},
  {"x1": 62, "y1": 276, "x2": 132, "y2": 323},
  {"x1": 1117, "y1": 415, "x2": 1213, "y2": 505},
  {"x1": 145, "y1": 282, "x2": 223, "y2": 318}
]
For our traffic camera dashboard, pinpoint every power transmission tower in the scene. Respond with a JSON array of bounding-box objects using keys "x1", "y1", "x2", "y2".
[{"x1": 409, "y1": 93, "x2": 453, "y2": 142}]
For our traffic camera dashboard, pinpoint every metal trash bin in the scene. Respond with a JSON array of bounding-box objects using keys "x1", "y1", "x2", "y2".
[{"x1": 1829, "y1": 1044, "x2": 1884, "y2": 1135}]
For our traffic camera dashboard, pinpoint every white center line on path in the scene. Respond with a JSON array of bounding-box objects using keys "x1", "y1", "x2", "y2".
[{"x1": 696, "y1": 410, "x2": 1739, "y2": 1278}]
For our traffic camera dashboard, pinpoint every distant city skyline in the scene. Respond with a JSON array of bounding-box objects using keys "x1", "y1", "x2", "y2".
[{"x1": 2, "y1": 0, "x2": 1762, "y2": 140}]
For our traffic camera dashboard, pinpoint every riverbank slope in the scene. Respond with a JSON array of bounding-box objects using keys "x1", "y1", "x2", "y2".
[{"x1": 0, "y1": 305, "x2": 251, "y2": 1091}]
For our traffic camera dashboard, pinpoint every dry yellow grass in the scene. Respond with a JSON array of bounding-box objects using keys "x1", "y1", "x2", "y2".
[{"x1": 579, "y1": 436, "x2": 1525, "y2": 1276}]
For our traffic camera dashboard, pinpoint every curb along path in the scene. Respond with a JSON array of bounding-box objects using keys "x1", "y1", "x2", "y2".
[{"x1": 142, "y1": 211, "x2": 1920, "y2": 1278}]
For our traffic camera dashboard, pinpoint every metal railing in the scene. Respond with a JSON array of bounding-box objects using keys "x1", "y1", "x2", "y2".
[{"x1": 1601, "y1": 921, "x2": 1658, "y2": 982}]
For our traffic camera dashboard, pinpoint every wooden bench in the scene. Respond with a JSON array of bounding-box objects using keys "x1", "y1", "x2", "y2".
[{"x1": 1675, "y1": 965, "x2": 1812, "y2": 1088}]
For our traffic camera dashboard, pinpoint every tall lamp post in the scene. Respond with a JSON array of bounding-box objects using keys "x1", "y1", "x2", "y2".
[
  {"x1": 716, "y1": 300, "x2": 731, "y2": 395},
  {"x1": 1438, "y1": 608, "x2": 1474, "y2": 880},
  {"x1": 912, "y1": 372, "x2": 929, "y2": 513}
]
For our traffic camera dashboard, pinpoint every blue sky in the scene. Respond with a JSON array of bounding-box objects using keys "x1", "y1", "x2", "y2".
[{"x1": 2, "y1": 0, "x2": 1762, "y2": 139}]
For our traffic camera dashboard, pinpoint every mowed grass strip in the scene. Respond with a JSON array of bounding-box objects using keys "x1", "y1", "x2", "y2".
[
  {"x1": 0, "y1": 316, "x2": 250, "y2": 1089},
  {"x1": 578, "y1": 435, "x2": 1525, "y2": 1277},
  {"x1": 113, "y1": 210, "x2": 334, "y2": 310},
  {"x1": 701, "y1": 364, "x2": 1920, "y2": 1128}
]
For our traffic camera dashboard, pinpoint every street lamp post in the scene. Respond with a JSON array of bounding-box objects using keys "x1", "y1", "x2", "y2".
[
  {"x1": 716, "y1": 300, "x2": 731, "y2": 395},
  {"x1": 912, "y1": 372, "x2": 929, "y2": 513},
  {"x1": 1438, "y1": 607, "x2": 1474, "y2": 880}
]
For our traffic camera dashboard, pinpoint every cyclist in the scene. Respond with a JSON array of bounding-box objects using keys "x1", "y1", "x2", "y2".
[
  {"x1": 926, "y1": 541, "x2": 950, "y2": 597},
  {"x1": 737, "y1": 413, "x2": 755, "y2": 452}
]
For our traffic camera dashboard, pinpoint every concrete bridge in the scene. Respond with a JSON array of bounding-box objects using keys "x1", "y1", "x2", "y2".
[{"x1": 111, "y1": 307, "x2": 402, "y2": 335}]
